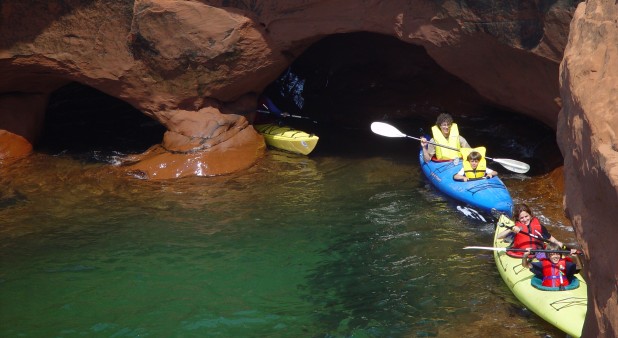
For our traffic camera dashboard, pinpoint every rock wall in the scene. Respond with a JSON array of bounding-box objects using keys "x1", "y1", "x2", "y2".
[
  {"x1": 1, "y1": 0, "x2": 617, "y2": 335},
  {"x1": 1, "y1": 0, "x2": 576, "y2": 176},
  {"x1": 558, "y1": 1, "x2": 618, "y2": 337}
]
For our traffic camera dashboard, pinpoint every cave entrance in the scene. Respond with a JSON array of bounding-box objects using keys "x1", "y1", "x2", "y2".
[
  {"x1": 37, "y1": 82, "x2": 166, "y2": 163},
  {"x1": 263, "y1": 32, "x2": 560, "y2": 173}
]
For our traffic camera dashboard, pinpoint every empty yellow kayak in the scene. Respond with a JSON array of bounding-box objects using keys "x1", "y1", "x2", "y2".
[{"x1": 254, "y1": 124, "x2": 319, "y2": 155}]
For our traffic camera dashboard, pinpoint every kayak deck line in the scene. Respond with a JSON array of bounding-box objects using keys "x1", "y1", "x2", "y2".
[
  {"x1": 254, "y1": 123, "x2": 319, "y2": 155},
  {"x1": 419, "y1": 150, "x2": 513, "y2": 216},
  {"x1": 492, "y1": 215, "x2": 587, "y2": 337}
]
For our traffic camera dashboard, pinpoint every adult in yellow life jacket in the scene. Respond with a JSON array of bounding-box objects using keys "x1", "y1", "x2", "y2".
[
  {"x1": 420, "y1": 113, "x2": 470, "y2": 163},
  {"x1": 453, "y1": 147, "x2": 498, "y2": 181}
]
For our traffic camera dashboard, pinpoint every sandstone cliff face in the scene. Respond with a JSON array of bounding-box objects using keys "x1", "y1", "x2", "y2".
[
  {"x1": 1, "y1": 0, "x2": 276, "y2": 177},
  {"x1": 1, "y1": 0, "x2": 575, "y2": 176},
  {"x1": 558, "y1": 2, "x2": 618, "y2": 337}
]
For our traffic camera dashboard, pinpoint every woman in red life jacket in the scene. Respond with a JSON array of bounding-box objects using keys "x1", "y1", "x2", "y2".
[
  {"x1": 521, "y1": 243, "x2": 582, "y2": 288},
  {"x1": 497, "y1": 203, "x2": 565, "y2": 258}
]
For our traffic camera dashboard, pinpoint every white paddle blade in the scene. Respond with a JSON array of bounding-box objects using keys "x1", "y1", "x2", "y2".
[
  {"x1": 370, "y1": 122, "x2": 407, "y2": 138},
  {"x1": 463, "y1": 246, "x2": 506, "y2": 252},
  {"x1": 491, "y1": 158, "x2": 530, "y2": 174}
]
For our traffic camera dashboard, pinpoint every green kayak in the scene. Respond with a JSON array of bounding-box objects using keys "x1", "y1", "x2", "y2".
[{"x1": 493, "y1": 214, "x2": 587, "y2": 337}]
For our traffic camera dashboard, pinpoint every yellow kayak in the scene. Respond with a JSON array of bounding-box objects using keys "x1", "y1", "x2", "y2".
[
  {"x1": 493, "y1": 215, "x2": 587, "y2": 337},
  {"x1": 253, "y1": 124, "x2": 319, "y2": 155}
]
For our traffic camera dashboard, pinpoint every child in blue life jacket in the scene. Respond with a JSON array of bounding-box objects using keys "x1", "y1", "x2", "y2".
[
  {"x1": 522, "y1": 242, "x2": 582, "y2": 289},
  {"x1": 453, "y1": 150, "x2": 497, "y2": 182}
]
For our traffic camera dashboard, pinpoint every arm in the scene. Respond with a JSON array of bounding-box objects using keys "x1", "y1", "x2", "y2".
[
  {"x1": 545, "y1": 231, "x2": 569, "y2": 248},
  {"x1": 485, "y1": 168, "x2": 498, "y2": 178},
  {"x1": 547, "y1": 235, "x2": 564, "y2": 248},
  {"x1": 571, "y1": 255, "x2": 583, "y2": 273},
  {"x1": 497, "y1": 223, "x2": 521, "y2": 239},
  {"x1": 453, "y1": 168, "x2": 468, "y2": 182},
  {"x1": 420, "y1": 138, "x2": 435, "y2": 163},
  {"x1": 537, "y1": 223, "x2": 564, "y2": 247},
  {"x1": 522, "y1": 250, "x2": 533, "y2": 268},
  {"x1": 459, "y1": 136, "x2": 470, "y2": 148},
  {"x1": 497, "y1": 227, "x2": 514, "y2": 239}
]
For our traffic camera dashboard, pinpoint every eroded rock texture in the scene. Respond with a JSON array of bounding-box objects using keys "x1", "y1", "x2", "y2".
[
  {"x1": 1, "y1": 0, "x2": 617, "y2": 335},
  {"x1": 558, "y1": 1, "x2": 618, "y2": 337},
  {"x1": 1, "y1": 0, "x2": 575, "y2": 176}
]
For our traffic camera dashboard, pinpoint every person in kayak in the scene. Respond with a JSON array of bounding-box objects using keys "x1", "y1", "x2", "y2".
[
  {"x1": 420, "y1": 113, "x2": 470, "y2": 163},
  {"x1": 521, "y1": 243, "x2": 582, "y2": 289},
  {"x1": 248, "y1": 96, "x2": 291, "y2": 124},
  {"x1": 453, "y1": 148, "x2": 498, "y2": 182},
  {"x1": 497, "y1": 203, "x2": 566, "y2": 258}
]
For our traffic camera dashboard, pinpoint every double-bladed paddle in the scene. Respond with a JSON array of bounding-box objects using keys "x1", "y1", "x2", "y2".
[
  {"x1": 497, "y1": 220, "x2": 552, "y2": 244},
  {"x1": 257, "y1": 104, "x2": 318, "y2": 123},
  {"x1": 370, "y1": 122, "x2": 530, "y2": 174},
  {"x1": 463, "y1": 246, "x2": 582, "y2": 255}
]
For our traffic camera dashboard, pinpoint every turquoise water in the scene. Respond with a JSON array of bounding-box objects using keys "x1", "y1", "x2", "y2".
[{"x1": 0, "y1": 150, "x2": 568, "y2": 337}]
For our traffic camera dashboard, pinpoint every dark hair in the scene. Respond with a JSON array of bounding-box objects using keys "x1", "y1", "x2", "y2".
[
  {"x1": 436, "y1": 113, "x2": 453, "y2": 126},
  {"x1": 467, "y1": 151, "x2": 482, "y2": 161},
  {"x1": 513, "y1": 203, "x2": 534, "y2": 219},
  {"x1": 546, "y1": 242, "x2": 562, "y2": 252}
]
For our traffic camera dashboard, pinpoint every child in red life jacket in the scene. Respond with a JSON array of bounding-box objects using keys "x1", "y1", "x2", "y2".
[{"x1": 522, "y1": 243, "x2": 582, "y2": 288}]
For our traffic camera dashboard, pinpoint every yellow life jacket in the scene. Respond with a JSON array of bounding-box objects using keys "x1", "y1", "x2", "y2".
[
  {"x1": 431, "y1": 123, "x2": 461, "y2": 160},
  {"x1": 460, "y1": 147, "x2": 487, "y2": 179}
]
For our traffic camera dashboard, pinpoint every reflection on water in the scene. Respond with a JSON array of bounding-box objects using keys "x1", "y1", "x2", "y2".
[{"x1": 0, "y1": 149, "x2": 571, "y2": 337}]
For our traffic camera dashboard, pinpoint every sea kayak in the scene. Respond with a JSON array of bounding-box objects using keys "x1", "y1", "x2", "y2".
[
  {"x1": 254, "y1": 124, "x2": 319, "y2": 155},
  {"x1": 419, "y1": 150, "x2": 513, "y2": 216},
  {"x1": 493, "y1": 215, "x2": 587, "y2": 337}
]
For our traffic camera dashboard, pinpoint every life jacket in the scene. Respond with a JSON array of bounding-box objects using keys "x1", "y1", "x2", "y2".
[
  {"x1": 507, "y1": 217, "x2": 545, "y2": 257},
  {"x1": 460, "y1": 147, "x2": 487, "y2": 179},
  {"x1": 540, "y1": 257, "x2": 573, "y2": 287},
  {"x1": 431, "y1": 123, "x2": 461, "y2": 160}
]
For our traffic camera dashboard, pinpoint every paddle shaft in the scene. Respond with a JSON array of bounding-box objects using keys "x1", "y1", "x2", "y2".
[
  {"x1": 497, "y1": 223, "x2": 583, "y2": 254},
  {"x1": 405, "y1": 135, "x2": 503, "y2": 162},
  {"x1": 463, "y1": 246, "x2": 572, "y2": 254},
  {"x1": 499, "y1": 223, "x2": 552, "y2": 244},
  {"x1": 257, "y1": 105, "x2": 317, "y2": 123},
  {"x1": 370, "y1": 122, "x2": 530, "y2": 173},
  {"x1": 511, "y1": 248, "x2": 571, "y2": 254}
]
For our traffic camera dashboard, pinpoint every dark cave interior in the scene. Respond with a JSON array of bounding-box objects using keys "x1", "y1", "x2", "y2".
[{"x1": 38, "y1": 32, "x2": 561, "y2": 174}]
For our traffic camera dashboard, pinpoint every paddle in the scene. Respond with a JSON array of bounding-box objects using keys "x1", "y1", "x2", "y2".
[
  {"x1": 257, "y1": 105, "x2": 318, "y2": 123},
  {"x1": 497, "y1": 222, "x2": 553, "y2": 244},
  {"x1": 463, "y1": 246, "x2": 575, "y2": 255},
  {"x1": 493, "y1": 213, "x2": 586, "y2": 256},
  {"x1": 370, "y1": 122, "x2": 530, "y2": 174}
]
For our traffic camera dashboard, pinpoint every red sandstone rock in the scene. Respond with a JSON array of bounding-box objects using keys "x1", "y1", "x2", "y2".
[
  {"x1": 1, "y1": 0, "x2": 576, "y2": 178},
  {"x1": 124, "y1": 125, "x2": 265, "y2": 179},
  {"x1": 0, "y1": 0, "x2": 616, "y2": 333},
  {"x1": 0, "y1": 130, "x2": 32, "y2": 163},
  {"x1": 559, "y1": 1, "x2": 618, "y2": 337}
]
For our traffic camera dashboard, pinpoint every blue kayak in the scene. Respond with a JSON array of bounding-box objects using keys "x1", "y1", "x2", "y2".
[{"x1": 419, "y1": 150, "x2": 513, "y2": 216}]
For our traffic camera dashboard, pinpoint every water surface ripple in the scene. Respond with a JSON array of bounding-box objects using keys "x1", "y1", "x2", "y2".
[{"x1": 0, "y1": 152, "x2": 570, "y2": 337}]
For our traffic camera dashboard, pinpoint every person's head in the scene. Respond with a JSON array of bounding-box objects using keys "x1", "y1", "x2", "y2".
[
  {"x1": 546, "y1": 242, "x2": 563, "y2": 263},
  {"x1": 435, "y1": 113, "x2": 454, "y2": 137},
  {"x1": 467, "y1": 151, "x2": 482, "y2": 169},
  {"x1": 513, "y1": 203, "x2": 534, "y2": 225}
]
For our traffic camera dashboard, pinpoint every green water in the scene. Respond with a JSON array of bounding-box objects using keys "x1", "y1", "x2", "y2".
[{"x1": 0, "y1": 151, "x2": 567, "y2": 337}]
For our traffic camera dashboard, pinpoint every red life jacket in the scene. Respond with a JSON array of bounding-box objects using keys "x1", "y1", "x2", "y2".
[
  {"x1": 507, "y1": 217, "x2": 545, "y2": 257},
  {"x1": 540, "y1": 257, "x2": 573, "y2": 287}
]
